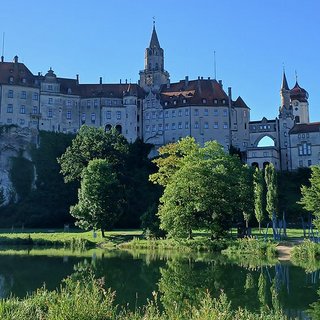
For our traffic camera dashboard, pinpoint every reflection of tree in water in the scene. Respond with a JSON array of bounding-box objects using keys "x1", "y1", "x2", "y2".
[{"x1": 157, "y1": 256, "x2": 320, "y2": 318}]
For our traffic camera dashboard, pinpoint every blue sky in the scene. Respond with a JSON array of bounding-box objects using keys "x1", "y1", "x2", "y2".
[{"x1": 1, "y1": 0, "x2": 319, "y2": 122}]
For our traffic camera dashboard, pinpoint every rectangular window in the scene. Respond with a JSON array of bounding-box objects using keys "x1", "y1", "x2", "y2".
[
  {"x1": 48, "y1": 98, "x2": 53, "y2": 105},
  {"x1": 33, "y1": 106, "x2": 38, "y2": 114},
  {"x1": 298, "y1": 145, "x2": 303, "y2": 156},
  {"x1": 172, "y1": 110, "x2": 176, "y2": 117},
  {"x1": 159, "y1": 111, "x2": 163, "y2": 119},
  {"x1": 21, "y1": 91, "x2": 26, "y2": 99},
  {"x1": 20, "y1": 105, "x2": 25, "y2": 114},
  {"x1": 116, "y1": 111, "x2": 121, "y2": 120},
  {"x1": 178, "y1": 110, "x2": 182, "y2": 117},
  {"x1": 223, "y1": 109, "x2": 228, "y2": 116},
  {"x1": 8, "y1": 90, "x2": 13, "y2": 98},
  {"x1": 299, "y1": 160, "x2": 303, "y2": 167},
  {"x1": 204, "y1": 109, "x2": 209, "y2": 116},
  {"x1": 146, "y1": 112, "x2": 150, "y2": 120},
  {"x1": 263, "y1": 151, "x2": 269, "y2": 157},
  {"x1": 81, "y1": 113, "x2": 86, "y2": 123},
  {"x1": 94, "y1": 99, "x2": 98, "y2": 108},
  {"x1": 146, "y1": 125, "x2": 150, "y2": 132},
  {"x1": 165, "y1": 111, "x2": 169, "y2": 118},
  {"x1": 165, "y1": 123, "x2": 169, "y2": 131},
  {"x1": 48, "y1": 85, "x2": 53, "y2": 91},
  {"x1": 67, "y1": 110, "x2": 72, "y2": 120},
  {"x1": 204, "y1": 122, "x2": 209, "y2": 129},
  {"x1": 7, "y1": 104, "x2": 13, "y2": 113},
  {"x1": 33, "y1": 92, "x2": 39, "y2": 101},
  {"x1": 87, "y1": 100, "x2": 91, "y2": 108},
  {"x1": 214, "y1": 109, "x2": 218, "y2": 116},
  {"x1": 7, "y1": 118, "x2": 12, "y2": 124},
  {"x1": 91, "y1": 113, "x2": 96, "y2": 124},
  {"x1": 67, "y1": 100, "x2": 72, "y2": 107},
  {"x1": 194, "y1": 109, "x2": 199, "y2": 116},
  {"x1": 185, "y1": 109, "x2": 189, "y2": 116},
  {"x1": 19, "y1": 118, "x2": 25, "y2": 125},
  {"x1": 194, "y1": 122, "x2": 199, "y2": 129},
  {"x1": 172, "y1": 123, "x2": 176, "y2": 130},
  {"x1": 152, "y1": 111, "x2": 156, "y2": 119},
  {"x1": 307, "y1": 143, "x2": 311, "y2": 155},
  {"x1": 158, "y1": 123, "x2": 163, "y2": 131},
  {"x1": 185, "y1": 122, "x2": 189, "y2": 129},
  {"x1": 48, "y1": 109, "x2": 53, "y2": 118},
  {"x1": 106, "y1": 111, "x2": 111, "y2": 119},
  {"x1": 223, "y1": 122, "x2": 228, "y2": 129},
  {"x1": 178, "y1": 122, "x2": 182, "y2": 129},
  {"x1": 214, "y1": 122, "x2": 218, "y2": 129},
  {"x1": 152, "y1": 124, "x2": 156, "y2": 132}
]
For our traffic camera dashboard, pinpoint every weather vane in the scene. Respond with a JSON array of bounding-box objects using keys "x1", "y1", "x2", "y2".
[{"x1": 153, "y1": 16, "x2": 156, "y2": 27}]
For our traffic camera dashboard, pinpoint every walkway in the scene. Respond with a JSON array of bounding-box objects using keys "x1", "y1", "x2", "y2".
[{"x1": 276, "y1": 238, "x2": 303, "y2": 261}]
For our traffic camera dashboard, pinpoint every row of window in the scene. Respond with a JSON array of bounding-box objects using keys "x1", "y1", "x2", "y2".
[
  {"x1": 163, "y1": 98, "x2": 227, "y2": 106},
  {"x1": 146, "y1": 122, "x2": 229, "y2": 132},
  {"x1": 251, "y1": 124, "x2": 272, "y2": 130},
  {"x1": 6, "y1": 104, "x2": 38, "y2": 114},
  {"x1": 298, "y1": 133, "x2": 310, "y2": 139},
  {"x1": 145, "y1": 108, "x2": 228, "y2": 119},
  {"x1": 7, "y1": 90, "x2": 39, "y2": 100},
  {"x1": 299, "y1": 159, "x2": 312, "y2": 167},
  {"x1": 6, "y1": 118, "x2": 37, "y2": 126}
]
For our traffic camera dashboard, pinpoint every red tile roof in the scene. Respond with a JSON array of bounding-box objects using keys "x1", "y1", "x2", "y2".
[
  {"x1": 289, "y1": 122, "x2": 320, "y2": 134},
  {"x1": 160, "y1": 78, "x2": 230, "y2": 108},
  {"x1": 0, "y1": 61, "x2": 36, "y2": 87}
]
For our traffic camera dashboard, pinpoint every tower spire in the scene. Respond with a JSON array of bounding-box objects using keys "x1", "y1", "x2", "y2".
[
  {"x1": 149, "y1": 20, "x2": 160, "y2": 48},
  {"x1": 281, "y1": 69, "x2": 289, "y2": 90}
]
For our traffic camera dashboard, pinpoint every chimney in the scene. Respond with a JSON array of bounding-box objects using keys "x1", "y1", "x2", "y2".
[
  {"x1": 185, "y1": 76, "x2": 189, "y2": 87},
  {"x1": 200, "y1": 76, "x2": 203, "y2": 80},
  {"x1": 208, "y1": 77, "x2": 210, "y2": 80},
  {"x1": 120, "y1": 79, "x2": 122, "y2": 84},
  {"x1": 228, "y1": 87, "x2": 232, "y2": 102},
  {"x1": 125, "y1": 79, "x2": 127, "y2": 84},
  {"x1": 0, "y1": 56, "x2": 3, "y2": 63},
  {"x1": 99, "y1": 77, "x2": 102, "y2": 85},
  {"x1": 14, "y1": 55, "x2": 18, "y2": 63},
  {"x1": 38, "y1": 72, "x2": 41, "y2": 77},
  {"x1": 218, "y1": 80, "x2": 223, "y2": 88},
  {"x1": 76, "y1": 74, "x2": 79, "y2": 84}
]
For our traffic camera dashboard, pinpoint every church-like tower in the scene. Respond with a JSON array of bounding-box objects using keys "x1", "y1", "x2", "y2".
[{"x1": 139, "y1": 23, "x2": 170, "y2": 92}]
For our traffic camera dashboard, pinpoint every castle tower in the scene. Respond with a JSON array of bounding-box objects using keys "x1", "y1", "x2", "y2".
[
  {"x1": 139, "y1": 23, "x2": 170, "y2": 92},
  {"x1": 290, "y1": 80, "x2": 309, "y2": 123}
]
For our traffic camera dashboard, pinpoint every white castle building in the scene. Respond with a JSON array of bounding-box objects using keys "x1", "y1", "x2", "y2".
[{"x1": 0, "y1": 26, "x2": 317, "y2": 171}]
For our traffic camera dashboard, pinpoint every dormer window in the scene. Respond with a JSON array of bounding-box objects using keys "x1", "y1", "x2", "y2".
[
  {"x1": 164, "y1": 101, "x2": 168, "y2": 106},
  {"x1": 183, "y1": 99, "x2": 187, "y2": 104},
  {"x1": 173, "y1": 100, "x2": 177, "y2": 105},
  {"x1": 214, "y1": 99, "x2": 218, "y2": 104},
  {"x1": 222, "y1": 99, "x2": 226, "y2": 104},
  {"x1": 67, "y1": 88, "x2": 72, "y2": 94},
  {"x1": 202, "y1": 98, "x2": 207, "y2": 104},
  {"x1": 21, "y1": 78, "x2": 26, "y2": 84},
  {"x1": 9, "y1": 76, "x2": 14, "y2": 83}
]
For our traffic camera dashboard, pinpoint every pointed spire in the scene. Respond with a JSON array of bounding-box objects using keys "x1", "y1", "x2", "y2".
[
  {"x1": 281, "y1": 70, "x2": 289, "y2": 90},
  {"x1": 149, "y1": 22, "x2": 160, "y2": 48}
]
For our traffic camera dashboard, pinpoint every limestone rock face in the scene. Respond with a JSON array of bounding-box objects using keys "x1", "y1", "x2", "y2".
[{"x1": 0, "y1": 125, "x2": 38, "y2": 203}]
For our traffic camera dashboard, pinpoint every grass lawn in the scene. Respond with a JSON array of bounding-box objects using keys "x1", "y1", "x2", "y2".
[{"x1": 0, "y1": 228, "x2": 143, "y2": 248}]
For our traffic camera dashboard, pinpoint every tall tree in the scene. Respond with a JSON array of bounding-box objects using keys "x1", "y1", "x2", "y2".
[
  {"x1": 300, "y1": 165, "x2": 320, "y2": 230},
  {"x1": 265, "y1": 163, "x2": 278, "y2": 220},
  {"x1": 58, "y1": 126, "x2": 128, "y2": 183},
  {"x1": 253, "y1": 168, "x2": 265, "y2": 232},
  {"x1": 154, "y1": 139, "x2": 247, "y2": 239},
  {"x1": 70, "y1": 159, "x2": 123, "y2": 237}
]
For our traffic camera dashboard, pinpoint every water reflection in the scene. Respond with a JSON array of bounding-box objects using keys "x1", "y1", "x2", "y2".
[{"x1": 0, "y1": 248, "x2": 318, "y2": 319}]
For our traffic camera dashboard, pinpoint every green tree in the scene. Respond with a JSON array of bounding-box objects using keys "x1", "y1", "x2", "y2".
[
  {"x1": 154, "y1": 138, "x2": 248, "y2": 239},
  {"x1": 265, "y1": 164, "x2": 278, "y2": 220},
  {"x1": 300, "y1": 165, "x2": 320, "y2": 230},
  {"x1": 70, "y1": 159, "x2": 122, "y2": 237},
  {"x1": 254, "y1": 168, "x2": 265, "y2": 232},
  {"x1": 58, "y1": 126, "x2": 129, "y2": 183}
]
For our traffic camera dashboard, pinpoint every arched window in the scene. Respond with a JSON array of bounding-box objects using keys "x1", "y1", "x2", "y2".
[
  {"x1": 295, "y1": 116, "x2": 300, "y2": 123},
  {"x1": 115, "y1": 124, "x2": 122, "y2": 134},
  {"x1": 105, "y1": 124, "x2": 112, "y2": 132},
  {"x1": 263, "y1": 162, "x2": 270, "y2": 169},
  {"x1": 252, "y1": 162, "x2": 259, "y2": 169}
]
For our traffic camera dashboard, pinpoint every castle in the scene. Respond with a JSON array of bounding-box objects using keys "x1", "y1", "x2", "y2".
[{"x1": 0, "y1": 25, "x2": 317, "y2": 171}]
